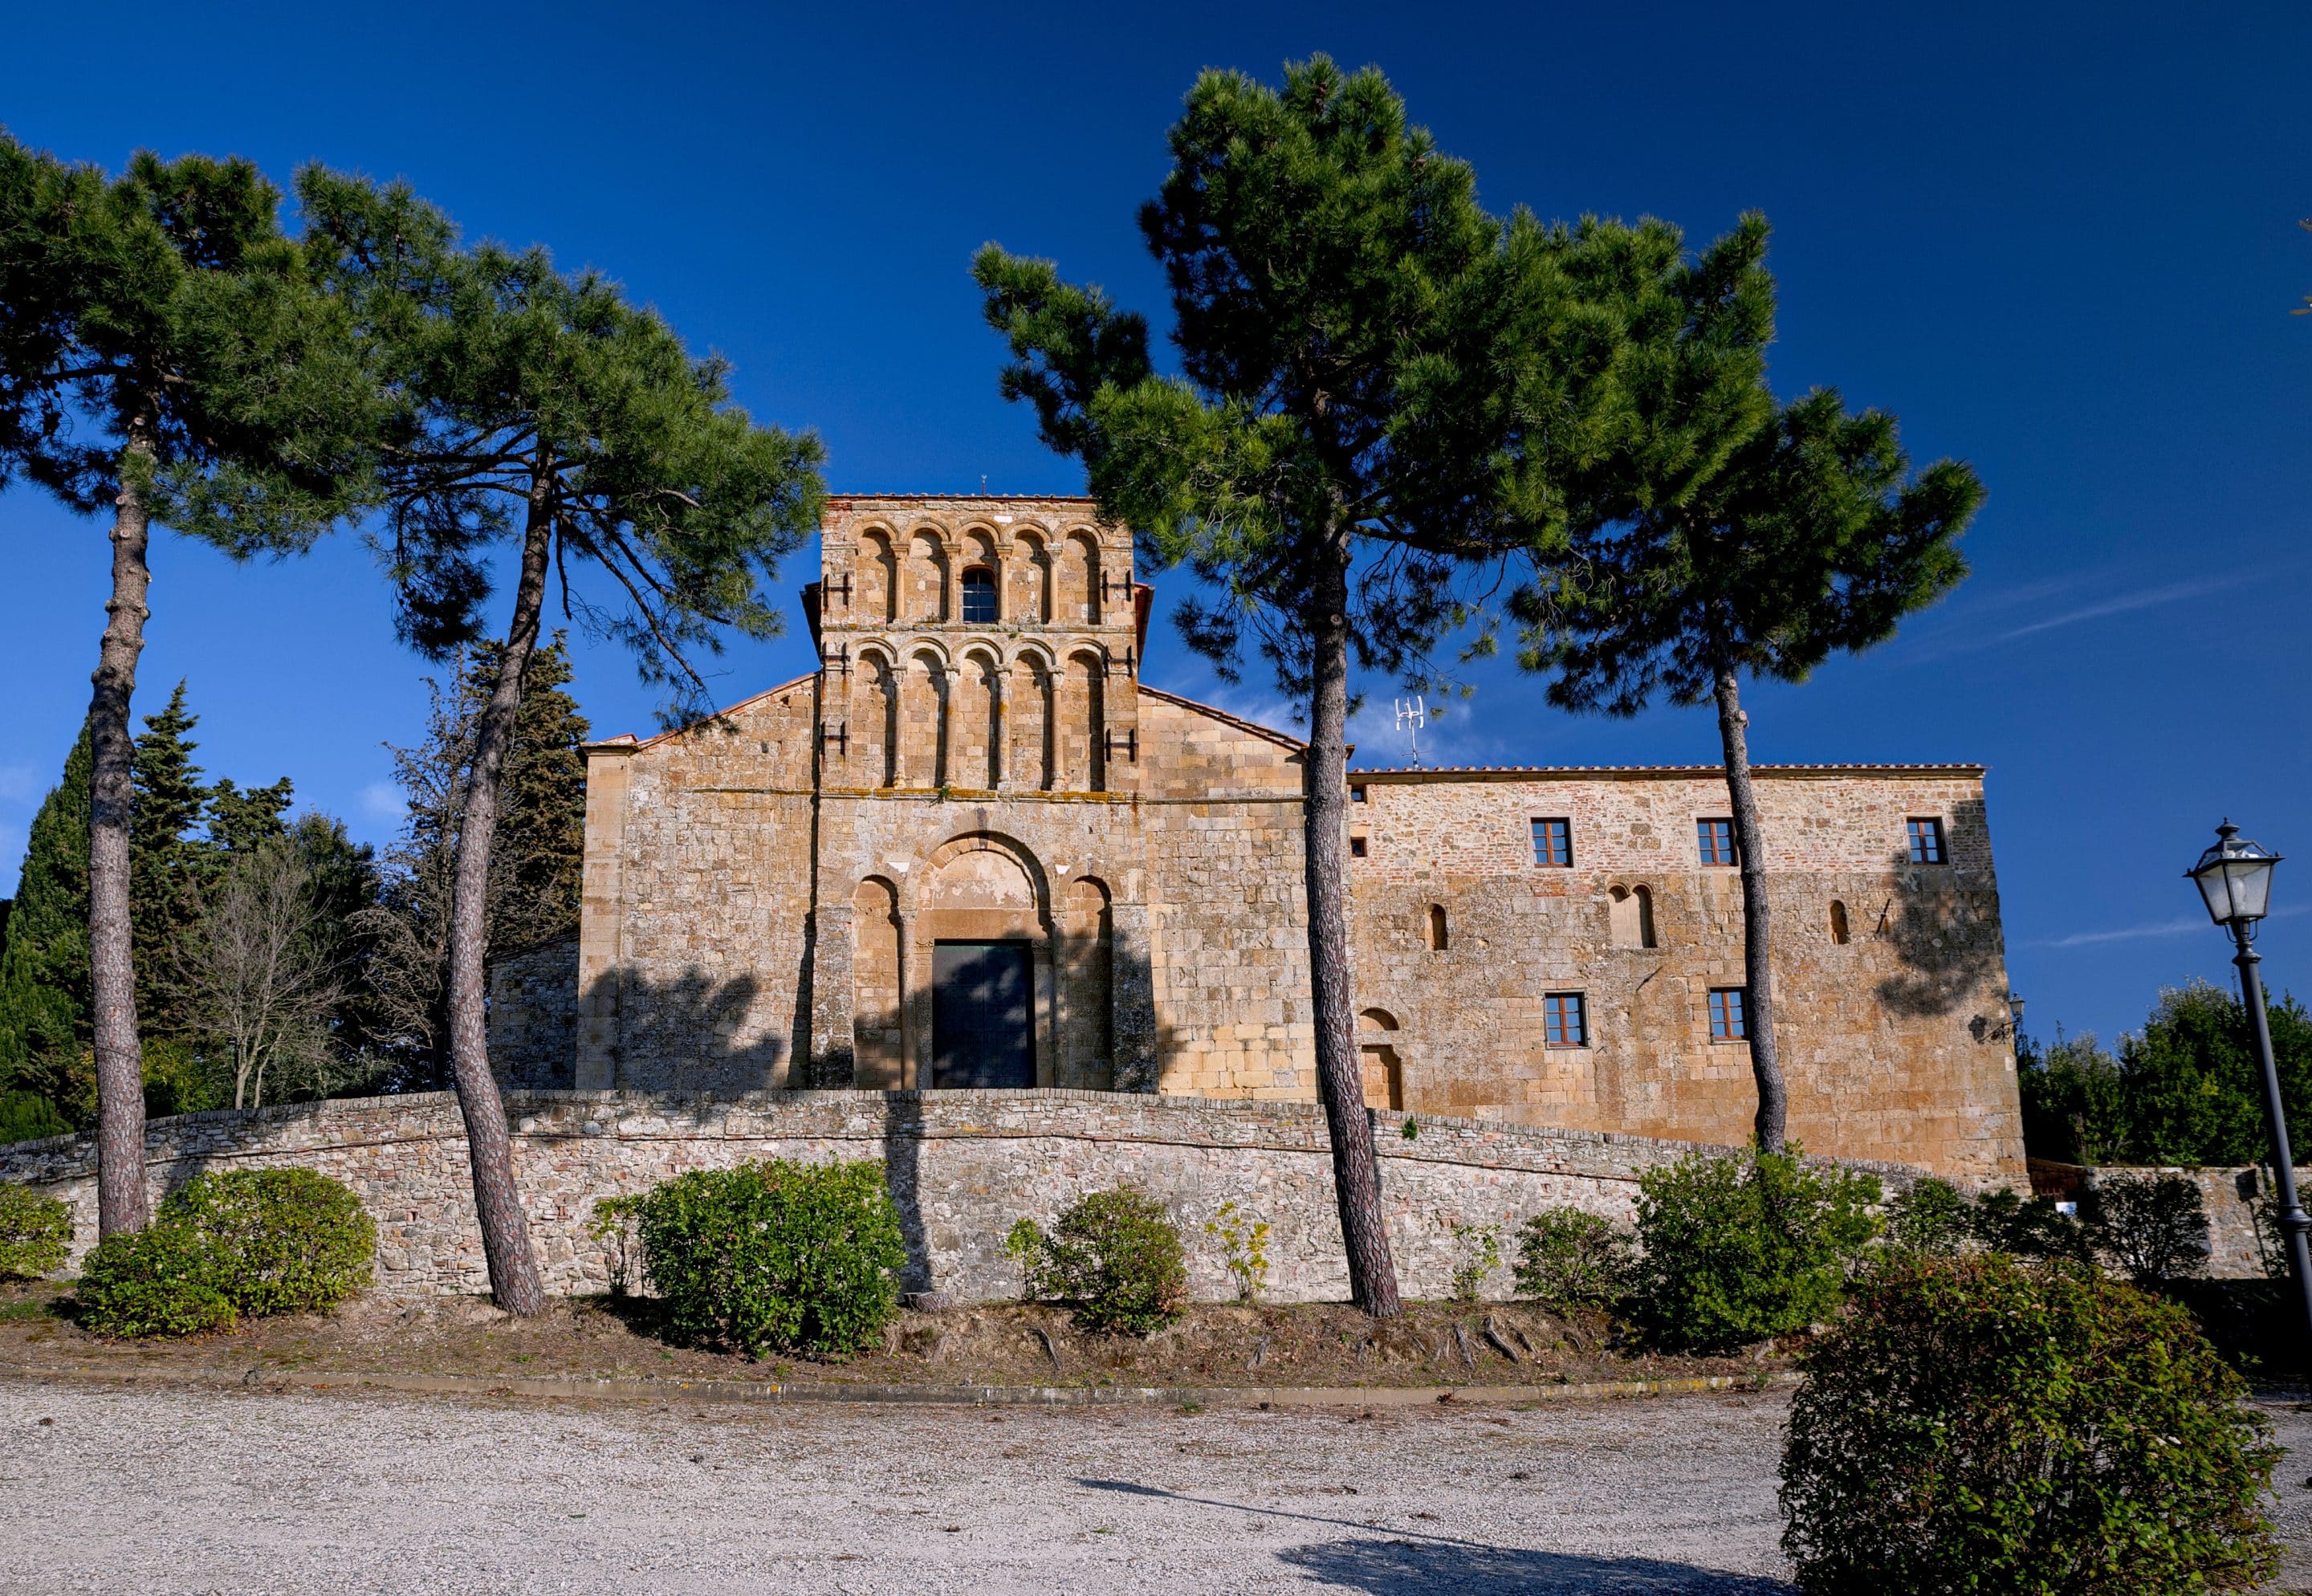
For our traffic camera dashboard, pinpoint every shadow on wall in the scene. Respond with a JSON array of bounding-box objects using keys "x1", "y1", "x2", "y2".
[
  {"x1": 576, "y1": 967, "x2": 791, "y2": 1094},
  {"x1": 1872, "y1": 796, "x2": 2005, "y2": 1021}
]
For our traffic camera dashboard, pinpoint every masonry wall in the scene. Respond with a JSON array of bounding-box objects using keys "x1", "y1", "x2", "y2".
[
  {"x1": 0, "y1": 1090, "x2": 1919, "y2": 1301},
  {"x1": 1346, "y1": 769, "x2": 2025, "y2": 1181}
]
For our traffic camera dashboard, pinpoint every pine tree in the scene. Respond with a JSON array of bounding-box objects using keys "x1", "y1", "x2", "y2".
[
  {"x1": 0, "y1": 730, "x2": 93, "y2": 1117},
  {"x1": 0, "y1": 137, "x2": 374, "y2": 1232},
  {"x1": 300, "y1": 170, "x2": 822, "y2": 1313},
  {"x1": 128, "y1": 682, "x2": 214, "y2": 1039},
  {"x1": 973, "y1": 56, "x2": 1695, "y2": 1314},
  {"x1": 474, "y1": 636, "x2": 589, "y2": 957}
]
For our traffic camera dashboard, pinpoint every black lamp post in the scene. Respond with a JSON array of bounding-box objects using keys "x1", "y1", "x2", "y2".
[{"x1": 2188, "y1": 820, "x2": 2312, "y2": 1346}]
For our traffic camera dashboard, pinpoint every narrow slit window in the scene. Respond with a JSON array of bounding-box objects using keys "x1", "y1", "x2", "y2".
[
  {"x1": 1697, "y1": 818, "x2": 1738, "y2": 866},
  {"x1": 1427, "y1": 904, "x2": 1448, "y2": 951},
  {"x1": 960, "y1": 567, "x2": 998, "y2": 624},
  {"x1": 1829, "y1": 899, "x2": 1851, "y2": 945},
  {"x1": 1906, "y1": 816, "x2": 1947, "y2": 865},
  {"x1": 1708, "y1": 987, "x2": 1748, "y2": 1041},
  {"x1": 1531, "y1": 817, "x2": 1572, "y2": 868},
  {"x1": 1349, "y1": 784, "x2": 1368, "y2": 804},
  {"x1": 1545, "y1": 991, "x2": 1589, "y2": 1048}
]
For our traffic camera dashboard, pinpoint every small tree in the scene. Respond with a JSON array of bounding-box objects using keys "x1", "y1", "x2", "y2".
[
  {"x1": 0, "y1": 139, "x2": 371, "y2": 1234},
  {"x1": 178, "y1": 829, "x2": 346, "y2": 1109},
  {"x1": 974, "y1": 55, "x2": 1699, "y2": 1314},
  {"x1": 300, "y1": 172, "x2": 824, "y2": 1313},
  {"x1": 1520, "y1": 380, "x2": 1983, "y2": 1152},
  {"x1": 0, "y1": 730, "x2": 92, "y2": 1124}
]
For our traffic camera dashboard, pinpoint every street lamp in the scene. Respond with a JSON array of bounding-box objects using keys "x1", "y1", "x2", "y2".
[{"x1": 2188, "y1": 820, "x2": 2312, "y2": 1350}]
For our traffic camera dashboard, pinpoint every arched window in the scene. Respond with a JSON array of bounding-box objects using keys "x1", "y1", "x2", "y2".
[
  {"x1": 1427, "y1": 904, "x2": 1448, "y2": 951},
  {"x1": 961, "y1": 567, "x2": 997, "y2": 624},
  {"x1": 1830, "y1": 899, "x2": 1851, "y2": 945},
  {"x1": 1610, "y1": 885, "x2": 1659, "y2": 950}
]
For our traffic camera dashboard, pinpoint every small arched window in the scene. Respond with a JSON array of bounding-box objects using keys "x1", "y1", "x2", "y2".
[
  {"x1": 1427, "y1": 904, "x2": 1449, "y2": 951},
  {"x1": 960, "y1": 567, "x2": 998, "y2": 624},
  {"x1": 1830, "y1": 899, "x2": 1851, "y2": 946}
]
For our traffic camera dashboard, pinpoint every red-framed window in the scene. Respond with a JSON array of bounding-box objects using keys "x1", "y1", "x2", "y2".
[{"x1": 1532, "y1": 817, "x2": 1572, "y2": 868}]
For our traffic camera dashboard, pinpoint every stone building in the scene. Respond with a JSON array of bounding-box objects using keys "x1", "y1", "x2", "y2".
[{"x1": 503, "y1": 494, "x2": 2025, "y2": 1180}]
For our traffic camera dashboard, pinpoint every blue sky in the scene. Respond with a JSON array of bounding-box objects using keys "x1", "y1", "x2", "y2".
[{"x1": 1, "y1": 2, "x2": 2306, "y2": 1047}]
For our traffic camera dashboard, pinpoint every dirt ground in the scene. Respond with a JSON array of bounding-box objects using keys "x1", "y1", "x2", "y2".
[
  {"x1": 2, "y1": 1378, "x2": 2306, "y2": 1595},
  {"x1": 0, "y1": 1281, "x2": 1786, "y2": 1392}
]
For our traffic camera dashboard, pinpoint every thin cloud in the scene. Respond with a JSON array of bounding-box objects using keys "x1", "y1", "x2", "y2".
[
  {"x1": 2033, "y1": 902, "x2": 2310, "y2": 949},
  {"x1": 0, "y1": 763, "x2": 43, "y2": 804},
  {"x1": 359, "y1": 781, "x2": 405, "y2": 824},
  {"x1": 1989, "y1": 574, "x2": 2238, "y2": 645}
]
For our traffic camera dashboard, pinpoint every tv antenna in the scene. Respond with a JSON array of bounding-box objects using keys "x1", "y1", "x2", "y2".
[{"x1": 1393, "y1": 695, "x2": 1427, "y2": 768}]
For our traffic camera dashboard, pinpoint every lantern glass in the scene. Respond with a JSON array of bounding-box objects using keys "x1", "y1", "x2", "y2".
[{"x1": 2189, "y1": 824, "x2": 2280, "y2": 926}]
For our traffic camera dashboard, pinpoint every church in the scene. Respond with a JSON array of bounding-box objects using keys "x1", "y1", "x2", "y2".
[{"x1": 490, "y1": 495, "x2": 2027, "y2": 1182}]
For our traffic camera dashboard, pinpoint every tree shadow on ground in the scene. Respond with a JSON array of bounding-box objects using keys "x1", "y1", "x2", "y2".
[{"x1": 1077, "y1": 1480, "x2": 1790, "y2": 1594}]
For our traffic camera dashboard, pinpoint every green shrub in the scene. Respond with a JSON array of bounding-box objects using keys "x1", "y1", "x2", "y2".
[
  {"x1": 72, "y1": 1167, "x2": 373, "y2": 1337},
  {"x1": 0, "y1": 1185, "x2": 71, "y2": 1280},
  {"x1": 1512, "y1": 1207, "x2": 1631, "y2": 1313},
  {"x1": 1883, "y1": 1176, "x2": 1972, "y2": 1255},
  {"x1": 633, "y1": 1158, "x2": 906, "y2": 1358},
  {"x1": 1631, "y1": 1149, "x2": 1880, "y2": 1354},
  {"x1": 2082, "y1": 1171, "x2": 2209, "y2": 1284},
  {"x1": 1007, "y1": 1187, "x2": 1187, "y2": 1336},
  {"x1": 1968, "y1": 1186, "x2": 2090, "y2": 1262},
  {"x1": 1781, "y1": 1251, "x2": 2280, "y2": 1595},
  {"x1": 160, "y1": 1169, "x2": 376, "y2": 1316},
  {"x1": 1449, "y1": 1222, "x2": 1501, "y2": 1301},
  {"x1": 75, "y1": 1223, "x2": 238, "y2": 1338}
]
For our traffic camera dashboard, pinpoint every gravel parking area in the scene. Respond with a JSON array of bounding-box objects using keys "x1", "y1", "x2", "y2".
[{"x1": 2, "y1": 1381, "x2": 2306, "y2": 1594}]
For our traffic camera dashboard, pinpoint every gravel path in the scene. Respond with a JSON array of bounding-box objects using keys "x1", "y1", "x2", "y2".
[{"x1": 1, "y1": 1381, "x2": 2306, "y2": 1594}]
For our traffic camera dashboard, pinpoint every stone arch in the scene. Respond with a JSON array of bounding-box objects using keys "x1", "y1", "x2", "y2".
[
  {"x1": 902, "y1": 648, "x2": 950, "y2": 787},
  {"x1": 1058, "y1": 875, "x2": 1113, "y2": 1089},
  {"x1": 1010, "y1": 531, "x2": 1051, "y2": 624},
  {"x1": 1008, "y1": 649, "x2": 1054, "y2": 790},
  {"x1": 1610, "y1": 884, "x2": 1658, "y2": 949},
  {"x1": 1056, "y1": 530, "x2": 1101, "y2": 623},
  {"x1": 1057, "y1": 648, "x2": 1106, "y2": 792},
  {"x1": 1829, "y1": 898, "x2": 1851, "y2": 946},
  {"x1": 857, "y1": 528, "x2": 898, "y2": 622},
  {"x1": 914, "y1": 833, "x2": 1053, "y2": 1089},
  {"x1": 954, "y1": 647, "x2": 1002, "y2": 791},
  {"x1": 1357, "y1": 1008, "x2": 1403, "y2": 1111},
  {"x1": 857, "y1": 649, "x2": 901, "y2": 788},
  {"x1": 906, "y1": 529, "x2": 950, "y2": 622},
  {"x1": 852, "y1": 877, "x2": 904, "y2": 1088}
]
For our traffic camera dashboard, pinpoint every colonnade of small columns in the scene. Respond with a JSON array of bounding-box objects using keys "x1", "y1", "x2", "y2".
[{"x1": 824, "y1": 523, "x2": 1128, "y2": 629}]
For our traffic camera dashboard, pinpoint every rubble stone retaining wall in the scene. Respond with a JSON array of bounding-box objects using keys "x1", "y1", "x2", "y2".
[{"x1": 0, "y1": 1089, "x2": 1920, "y2": 1302}]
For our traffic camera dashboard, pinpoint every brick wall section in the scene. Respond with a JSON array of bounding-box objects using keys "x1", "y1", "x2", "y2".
[{"x1": 0, "y1": 1090, "x2": 1922, "y2": 1302}]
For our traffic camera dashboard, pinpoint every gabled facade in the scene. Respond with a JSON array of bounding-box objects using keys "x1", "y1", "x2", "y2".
[{"x1": 516, "y1": 495, "x2": 2025, "y2": 1179}]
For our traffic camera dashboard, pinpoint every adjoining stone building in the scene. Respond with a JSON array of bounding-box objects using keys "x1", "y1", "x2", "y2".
[{"x1": 496, "y1": 495, "x2": 2025, "y2": 1181}]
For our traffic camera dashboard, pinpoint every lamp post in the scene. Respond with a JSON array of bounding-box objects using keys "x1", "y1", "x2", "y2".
[{"x1": 2188, "y1": 820, "x2": 2312, "y2": 1348}]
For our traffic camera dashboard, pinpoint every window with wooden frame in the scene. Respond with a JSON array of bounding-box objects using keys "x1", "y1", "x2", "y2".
[
  {"x1": 1906, "y1": 816, "x2": 1947, "y2": 865},
  {"x1": 1531, "y1": 817, "x2": 1572, "y2": 868},
  {"x1": 1544, "y1": 991, "x2": 1589, "y2": 1047},
  {"x1": 1696, "y1": 818, "x2": 1738, "y2": 866},
  {"x1": 1708, "y1": 987, "x2": 1747, "y2": 1041}
]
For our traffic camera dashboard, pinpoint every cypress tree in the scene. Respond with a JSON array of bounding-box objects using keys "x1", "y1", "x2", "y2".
[{"x1": 0, "y1": 731, "x2": 93, "y2": 1118}]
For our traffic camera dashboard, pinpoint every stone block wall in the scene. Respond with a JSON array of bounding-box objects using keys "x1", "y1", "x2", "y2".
[{"x1": 0, "y1": 1089, "x2": 1921, "y2": 1302}]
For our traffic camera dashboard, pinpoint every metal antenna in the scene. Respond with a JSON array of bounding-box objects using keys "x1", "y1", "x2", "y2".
[
  {"x1": 980, "y1": 474, "x2": 987, "y2": 494},
  {"x1": 1393, "y1": 694, "x2": 1427, "y2": 768}
]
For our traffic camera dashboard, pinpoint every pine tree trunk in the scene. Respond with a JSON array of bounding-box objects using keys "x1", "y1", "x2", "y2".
[
  {"x1": 1711, "y1": 658, "x2": 1787, "y2": 1154},
  {"x1": 442, "y1": 474, "x2": 553, "y2": 1315},
  {"x1": 1304, "y1": 537, "x2": 1402, "y2": 1317},
  {"x1": 88, "y1": 417, "x2": 156, "y2": 1237}
]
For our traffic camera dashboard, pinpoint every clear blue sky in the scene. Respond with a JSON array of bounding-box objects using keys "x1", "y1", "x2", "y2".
[{"x1": 2, "y1": 2, "x2": 2306, "y2": 1048}]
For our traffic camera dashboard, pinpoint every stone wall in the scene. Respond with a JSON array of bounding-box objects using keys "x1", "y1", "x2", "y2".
[
  {"x1": 489, "y1": 941, "x2": 579, "y2": 1089},
  {"x1": 2032, "y1": 1160, "x2": 2289, "y2": 1280},
  {"x1": 0, "y1": 1089, "x2": 1921, "y2": 1302}
]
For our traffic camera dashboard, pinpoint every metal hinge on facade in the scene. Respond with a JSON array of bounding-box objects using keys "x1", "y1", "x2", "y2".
[
  {"x1": 820, "y1": 721, "x2": 849, "y2": 755},
  {"x1": 1104, "y1": 727, "x2": 1138, "y2": 763},
  {"x1": 1101, "y1": 572, "x2": 1131, "y2": 609}
]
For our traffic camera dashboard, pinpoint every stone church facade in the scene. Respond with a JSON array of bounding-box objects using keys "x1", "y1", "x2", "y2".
[{"x1": 499, "y1": 495, "x2": 2025, "y2": 1181}]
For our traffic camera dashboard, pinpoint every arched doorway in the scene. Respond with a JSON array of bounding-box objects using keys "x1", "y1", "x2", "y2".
[{"x1": 919, "y1": 836, "x2": 1049, "y2": 1089}]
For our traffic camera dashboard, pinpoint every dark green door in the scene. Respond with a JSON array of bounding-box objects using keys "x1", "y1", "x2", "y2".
[{"x1": 931, "y1": 941, "x2": 1035, "y2": 1088}]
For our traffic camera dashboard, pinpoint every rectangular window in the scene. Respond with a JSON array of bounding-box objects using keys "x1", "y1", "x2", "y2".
[
  {"x1": 1697, "y1": 818, "x2": 1738, "y2": 866},
  {"x1": 1349, "y1": 835, "x2": 1368, "y2": 858},
  {"x1": 1708, "y1": 987, "x2": 1748, "y2": 1041},
  {"x1": 1531, "y1": 817, "x2": 1572, "y2": 868},
  {"x1": 1907, "y1": 816, "x2": 1947, "y2": 865},
  {"x1": 1545, "y1": 991, "x2": 1589, "y2": 1048},
  {"x1": 1350, "y1": 784, "x2": 1368, "y2": 804}
]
